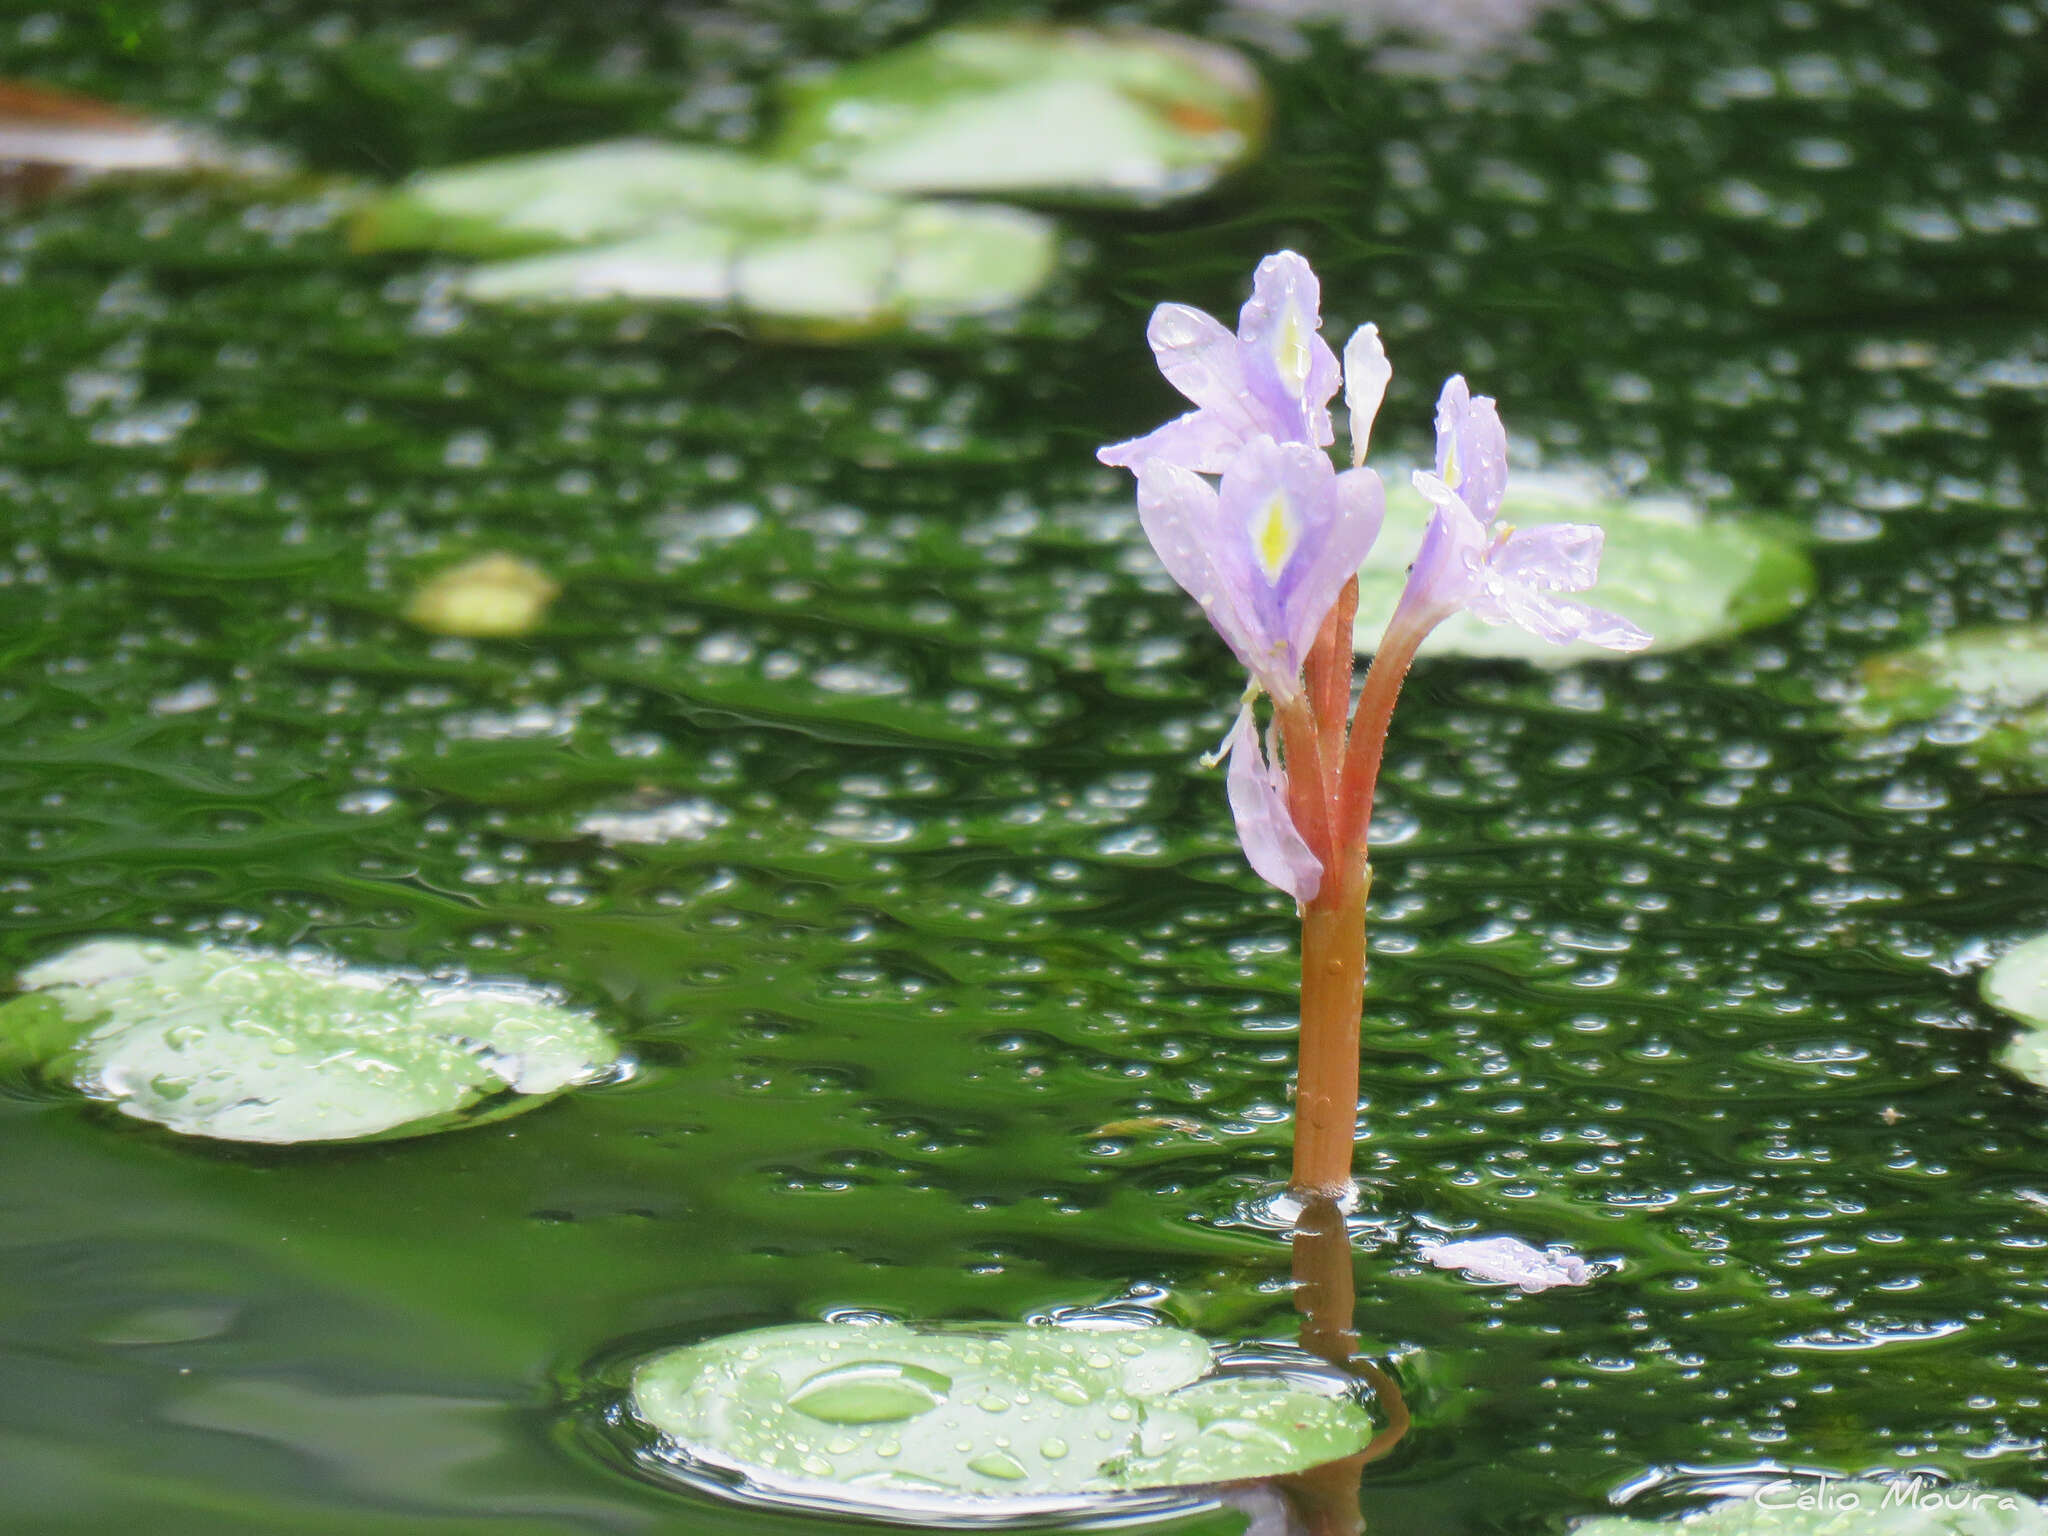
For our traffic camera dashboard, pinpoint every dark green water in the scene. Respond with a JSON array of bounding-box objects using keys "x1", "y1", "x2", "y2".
[{"x1": 3, "y1": 1, "x2": 2047, "y2": 1532}]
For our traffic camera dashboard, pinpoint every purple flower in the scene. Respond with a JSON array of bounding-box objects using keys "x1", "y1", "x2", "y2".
[
  {"x1": 1395, "y1": 377, "x2": 1651, "y2": 652},
  {"x1": 1221, "y1": 705, "x2": 1322, "y2": 901},
  {"x1": 1098, "y1": 251, "x2": 1343, "y2": 475},
  {"x1": 1135, "y1": 435, "x2": 1385, "y2": 702}
]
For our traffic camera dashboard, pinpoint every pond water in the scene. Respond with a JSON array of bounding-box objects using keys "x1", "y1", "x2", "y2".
[{"x1": 3, "y1": 1, "x2": 2046, "y2": 1533}]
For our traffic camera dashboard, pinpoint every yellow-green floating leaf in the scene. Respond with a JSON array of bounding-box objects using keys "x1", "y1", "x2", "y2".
[
  {"x1": 629, "y1": 1320, "x2": 1374, "y2": 1519},
  {"x1": 1844, "y1": 623, "x2": 2048, "y2": 790},
  {"x1": 773, "y1": 26, "x2": 1266, "y2": 204},
  {"x1": 0, "y1": 938, "x2": 623, "y2": 1144}
]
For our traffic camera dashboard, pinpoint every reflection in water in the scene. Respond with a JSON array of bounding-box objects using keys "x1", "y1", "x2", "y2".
[{"x1": 1256, "y1": 1194, "x2": 1410, "y2": 1536}]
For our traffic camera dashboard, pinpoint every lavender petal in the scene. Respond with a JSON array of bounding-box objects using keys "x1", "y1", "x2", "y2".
[
  {"x1": 1214, "y1": 436, "x2": 1351, "y2": 691},
  {"x1": 1097, "y1": 407, "x2": 1246, "y2": 474},
  {"x1": 1342, "y1": 322, "x2": 1391, "y2": 465},
  {"x1": 1236, "y1": 250, "x2": 1340, "y2": 447},
  {"x1": 1492, "y1": 521, "x2": 1605, "y2": 592},
  {"x1": 1145, "y1": 301, "x2": 1264, "y2": 442},
  {"x1": 1224, "y1": 706, "x2": 1322, "y2": 901},
  {"x1": 1280, "y1": 463, "x2": 1385, "y2": 662},
  {"x1": 1134, "y1": 457, "x2": 1267, "y2": 676},
  {"x1": 1433, "y1": 375, "x2": 1509, "y2": 524},
  {"x1": 1481, "y1": 580, "x2": 1653, "y2": 652},
  {"x1": 1394, "y1": 471, "x2": 1489, "y2": 627},
  {"x1": 1424, "y1": 1235, "x2": 1594, "y2": 1293}
]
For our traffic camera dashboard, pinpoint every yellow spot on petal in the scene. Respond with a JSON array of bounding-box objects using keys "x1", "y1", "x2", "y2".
[
  {"x1": 1276, "y1": 313, "x2": 1310, "y2": 390},
  {"x1": 1442, "y1": 438, "x2": 1462, "y2": 491},
  {"x1": 1253, "y1": 493, "x2": 1297, "y2": 582}
]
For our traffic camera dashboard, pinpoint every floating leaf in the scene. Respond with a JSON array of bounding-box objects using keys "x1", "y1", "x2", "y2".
[
  {"x1": 459, "y1": 199, "x2": 1055, "y2": 326},
  {"x1": 351, "y1": 137, "x2": 1060, "y2": 328},
  {"x1": 1842, "y1": 624, "x2": 2048, "y2": 790},
  {"x1": 0, "y1": 78, "x2": 283, "y2": 202},
  {"x1": 351, "y1": 140, "x2": 853, "y2": 257},
  {"x1": 772, "y1": 26, "x2": 1267, "y2": 204},
  {"x1": 1982, "y1": 933, "x2": 2048, "y2": 1090},
  {"x1": 0, "y1": 938, "x2": 622, "y2": 1144},
  {"x1": 1354, "y1": 474, "x2": 1811, "y2": 664},
  {"x1": 628, "y1": 1320, "x2": 1374, "y2": 1517},
  {"x1": 1575, "y1": 1479, "x2": 2047, "y2": 1536},
  {"x1": 404, "y1": 552, "x2": 560, "y2": 638}
]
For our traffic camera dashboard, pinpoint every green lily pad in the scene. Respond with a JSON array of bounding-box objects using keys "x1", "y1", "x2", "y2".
[
  {"x1": 1575, "y1": 1479, "x2": 2047, "y2": 1536},
  {"x1": 461, "y1": 199, "x2": 1055, "y2": 327},
  {"x1": 772, "y1": 26, "x2": 1267, "y2": 204},
  {"x1": 628, "y1": 1320, "x2": 1374, "y2": 1516},
  {"x1": 1353, "y1": 473, "x2": 1811, "y2": 665},
  {"x1": 351, "y1": 140, "x2": 852, "y2": 257},
  {"x1": 1982, "y1": 933, "x2": 2048, "y2": 1090},
  {"x1": 0, "y1": 938, "x2": 623, "y2": 1144},
  {"x1": 1840, "y1": 624, "x2": 2048, "y2": 790},
  {"x1": 350, "y1": 138, "x2": 1058, "y2": 328}
]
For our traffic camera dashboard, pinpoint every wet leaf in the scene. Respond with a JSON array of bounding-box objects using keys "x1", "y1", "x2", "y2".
[
  {"x1": 1354, "y1": 473, "x2": 1811, "y2": 664},
  {"x1": 0, "y1": 938, "x2": 622, "y2": 1144},
  {"x1": 1842, "y1": 624, "x2": 2048, "y2": 791},
  {"x1": 772, "y1": 26, "x2": 1266, "y2": 204},
  {"x1": 1575, "y1": 1479, "x2": 2047, "y2": 1536},
  {"x1": 629, "y1": 1320, "x2": 1374, "y2": 1514},
  {"x1": 350, "y1": 140, "x2": 854, "y2": 257},
  {"x1": 459, "y1": 199, "x2": 1055, "y2": 327},
  {"x1": 1982, "y1": 933, "x2": 2048, "y2": 1090},
  {"x1": 404, "y1": 552, "x2": 560, "y2": 638}
]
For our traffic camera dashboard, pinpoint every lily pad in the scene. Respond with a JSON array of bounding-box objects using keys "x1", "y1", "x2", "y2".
[
  {"x1": 1575, "y1": 1478, "x2": 2047, "y2": 1536},
  {"x1": 351, "y1": 140, "x2": 852, "y2": 257},
  {"x1": 1981, "y1": 933, "x2": 2048, "y2": 1089},
  {"x1": 628, "y1": 1320, "x2": 1375, "y2": 1518},
  {"x1": 461, "y1": 199, "x2": 1055, "y2": 326},
  {"x1": 772, "y1": 26, "x2": 1267, "y2": 204},
  {"x1": 1841, "y1": 624, "x2": 2048, "y2": 790},
  {"x1": 0, "y1": 938, "x2": 623, "y2": 1144},
  {"x1": 1353, "y1": 473, "x2": 1811, "y2": 664}
]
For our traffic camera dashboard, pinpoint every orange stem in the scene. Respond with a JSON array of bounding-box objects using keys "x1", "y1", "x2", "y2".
[{"x1": 1303, "y1": 576, "x2": 1359, "y2": 775}]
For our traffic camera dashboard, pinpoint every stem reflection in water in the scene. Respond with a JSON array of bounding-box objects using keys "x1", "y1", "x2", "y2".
[{"x1": 1252, "y1": 1195, "x2": 1411, "y2": 1536}]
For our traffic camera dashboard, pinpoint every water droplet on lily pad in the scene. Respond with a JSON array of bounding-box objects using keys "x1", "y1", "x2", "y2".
[
  {"x1": 1574, "y1": 1478, "x2": 2045, "y2": 1536},
  {"x1": 0, "y1": 938, "x2": 623, "y2": 1144},
  {"x1": 625, "y1": 1320, "x2": 1375, "y2": 1520},
  {"x1": 773, "y1": 26, "x2": 1267, "y2": 205},
  {"x1": 1982, "y1": 933, "x2": 2048, "y2": 1091},
  {"x1": 405, "y1": 552, "x2": 559, "y2": 639},
  {"x1": 1354, "y1": 473, "x2": 1811, "y2": 664},
  {"x1": 1842, "y1": 623, "x2": 2048, "y2": 790}
]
